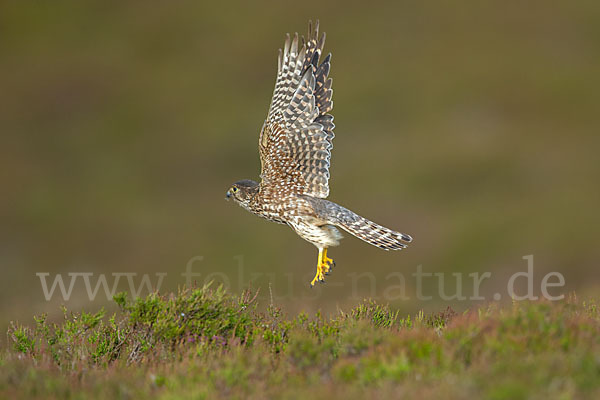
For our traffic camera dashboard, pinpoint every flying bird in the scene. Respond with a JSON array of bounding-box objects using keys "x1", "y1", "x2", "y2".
[{"x1": 226, "y1": 21, "x2": 412, "y2": 287}]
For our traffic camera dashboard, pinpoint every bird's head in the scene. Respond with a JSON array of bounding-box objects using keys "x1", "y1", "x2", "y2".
[{"x1": 226, "y1": 179, "x2": 259, "y2": 207}]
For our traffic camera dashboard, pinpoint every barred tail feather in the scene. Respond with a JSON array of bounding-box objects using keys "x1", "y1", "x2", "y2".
[
  {"x1": 338, "y1": 216, "x2": 412, "y2": 250},
  {"x1": 317, "y1": 200, "x2": 412, "y2": 250}
]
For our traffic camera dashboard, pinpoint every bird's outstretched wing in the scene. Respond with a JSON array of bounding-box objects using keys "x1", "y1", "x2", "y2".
[{"x1": 258, "y1": 20, "x2": 334, "y2": 199}]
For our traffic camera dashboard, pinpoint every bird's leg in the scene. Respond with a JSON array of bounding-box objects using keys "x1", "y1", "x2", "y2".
[
  {"x1": 311, "y1": 248, "x2": 327, "y2": 286},
  {"x1": 310, "y1": 248, "x2": 336, "y2": 286},
  {"x1": 322, "y1": 248, "x2": 335, "y2": 274}
]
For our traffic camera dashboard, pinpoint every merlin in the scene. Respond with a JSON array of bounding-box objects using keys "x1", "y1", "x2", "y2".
[{"x1": 226, "y1": 21, "x2": 412, "y2": 287}]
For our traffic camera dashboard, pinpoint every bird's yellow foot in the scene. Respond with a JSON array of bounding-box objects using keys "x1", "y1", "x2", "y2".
[
  {"x1": 310, "y1": 264, "x2": 326, "y2": 286},
  {"x1": 310, "y1": 248, "x2": 335, "y2": 287},
  {"x1": 322, "y1": 249, "x2": 335, "y2": 275}
]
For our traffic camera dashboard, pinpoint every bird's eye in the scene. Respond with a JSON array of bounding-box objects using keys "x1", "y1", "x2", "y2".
[{"x1": 231, "y1": 187, "x2": 238, "y2": 193}]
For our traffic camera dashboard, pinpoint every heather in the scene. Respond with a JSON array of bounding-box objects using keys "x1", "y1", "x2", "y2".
[{"x1": 3, "y1": 287, "x2": 599, "y2": 399}]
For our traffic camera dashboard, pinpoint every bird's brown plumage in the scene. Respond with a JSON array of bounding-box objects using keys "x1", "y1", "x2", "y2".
[{"x1": 227, "y1": 21, "x2": 412, "y2": 285}]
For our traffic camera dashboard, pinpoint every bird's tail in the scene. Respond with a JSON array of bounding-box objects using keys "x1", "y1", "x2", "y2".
[{"x1": 324, "y1": 201, "x2": 412, "y2": 250}]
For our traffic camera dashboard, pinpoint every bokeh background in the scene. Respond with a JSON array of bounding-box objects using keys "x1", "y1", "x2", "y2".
[{"x1": 2, "y1": 1, "x2": 600, "y2": 342}]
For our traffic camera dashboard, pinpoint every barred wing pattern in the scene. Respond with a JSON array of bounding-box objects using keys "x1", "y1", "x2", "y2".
[{"x1": 259, "y1": 21, "x2": 334, "y2": 198}]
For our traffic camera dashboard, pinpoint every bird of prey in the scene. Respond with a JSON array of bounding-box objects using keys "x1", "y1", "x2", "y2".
[{"x1": 226, "y1": 21, "x2": 412, "y2": 287}]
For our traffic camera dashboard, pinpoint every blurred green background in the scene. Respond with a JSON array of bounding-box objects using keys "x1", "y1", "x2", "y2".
[{"x1": 2, "y1": 1, "x2": 600, "y2": 339}]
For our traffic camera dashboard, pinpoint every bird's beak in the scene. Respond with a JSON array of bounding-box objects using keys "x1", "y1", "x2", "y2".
[{"x1": 225, "y1": 190, "x2": 231, "y2": 200}]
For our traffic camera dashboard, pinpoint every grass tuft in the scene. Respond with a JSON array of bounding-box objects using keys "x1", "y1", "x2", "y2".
[{"x1": 3, "y1": 288, "x2": 600, "y2": 399}]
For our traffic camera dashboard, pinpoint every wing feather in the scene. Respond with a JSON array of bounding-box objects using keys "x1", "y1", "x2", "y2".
[{"x1": 259, "y1": 21, "x2": 335, "y2": 198}]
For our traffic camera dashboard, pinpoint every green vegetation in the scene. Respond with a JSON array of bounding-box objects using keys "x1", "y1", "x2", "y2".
[
  {"x1": 3, "y1": 287, "x2": 599, "y2": 399},
  {"x1": 2, "y1": 2, "x2": 599, "y2": 398},
  {"x1": 2, "y1": 0, "x2": 600, "y2": 336}
]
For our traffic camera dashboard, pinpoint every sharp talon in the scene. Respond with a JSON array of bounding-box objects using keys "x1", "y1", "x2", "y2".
[{"x1": 310, "y1": 249, "x2": 335, "y2": 286}]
